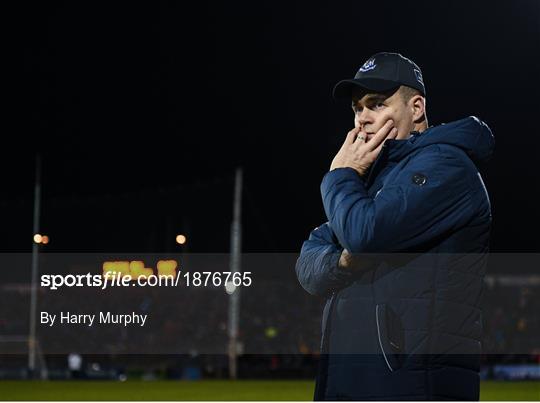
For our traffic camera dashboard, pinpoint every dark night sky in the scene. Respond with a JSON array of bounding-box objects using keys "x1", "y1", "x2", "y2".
[{"x1": 3, "y1": 1, "x2": 540, "y2": 253}]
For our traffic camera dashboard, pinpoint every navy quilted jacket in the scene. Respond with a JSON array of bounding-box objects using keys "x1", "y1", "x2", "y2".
[{"x1": 296, "y1": 116, "x2": 494, "y2": 400}]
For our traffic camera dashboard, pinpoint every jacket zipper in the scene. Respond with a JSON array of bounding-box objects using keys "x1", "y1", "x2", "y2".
[
  {"x1": 320, "y1": 291, "x2": 337, "y2": 353},
  {"x1": 375, "y1": 304, "x2": 394, "y2": 372}
]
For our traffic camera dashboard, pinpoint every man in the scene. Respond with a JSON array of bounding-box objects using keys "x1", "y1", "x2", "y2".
[{"x1": 296, "y1": 52, "x2": 494, "y2": 400}]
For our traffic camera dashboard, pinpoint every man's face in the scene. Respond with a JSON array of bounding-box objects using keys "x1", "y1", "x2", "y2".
[{"x1": 351, "y1": 86, "x2": 415, "y2": 142}]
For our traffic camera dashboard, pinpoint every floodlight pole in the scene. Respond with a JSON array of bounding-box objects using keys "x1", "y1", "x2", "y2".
[
  {"x1": 228, "y1": 167, "x2": 242, "y2": 379},
  {"x1": 28, "y1": 153, "x2": 41, "y2": 376}
]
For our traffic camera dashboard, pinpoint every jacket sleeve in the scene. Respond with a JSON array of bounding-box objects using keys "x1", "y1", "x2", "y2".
[
  {"x1": 321, "y1": 145, "x2": 482, "y2": 253},
  {"x1": 295, "y1": 222, "x2": 355, "y2": 297}
]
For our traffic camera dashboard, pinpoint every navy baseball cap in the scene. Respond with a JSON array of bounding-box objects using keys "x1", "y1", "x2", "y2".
[{"x1": 332, "y1": 52, "x2": 426, "y2": 99}]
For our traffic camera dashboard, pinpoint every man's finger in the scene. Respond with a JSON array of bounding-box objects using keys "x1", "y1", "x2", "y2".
[
  {"x1": 344, "y1": 127, "x2": 361, "y2": 145},
  {"x1": 354, "y1": 133, "x2": 367, "y2": 145},
  {"x1": 369, "y1": 127, "x2": 398, "y2": 157},
  {"x1": 366, "y1": 120, "x2": 394, "y2": 151}
]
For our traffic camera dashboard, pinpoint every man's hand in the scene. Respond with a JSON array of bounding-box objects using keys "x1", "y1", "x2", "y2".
[
  {"x1": 330, "y1": 120, "x2": 398, "y2": 176},
  {"x1": 338, "y1": 249, "x2": 378, "y2": 272}
]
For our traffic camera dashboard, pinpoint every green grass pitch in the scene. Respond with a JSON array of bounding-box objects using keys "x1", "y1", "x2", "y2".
[{"x1": 0, "y1": 380, "x2": 538, "y2": 400}]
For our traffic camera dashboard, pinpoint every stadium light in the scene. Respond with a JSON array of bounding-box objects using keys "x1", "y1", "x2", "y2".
[
  {"x1": 225, "y1": 281, "x2": 236, "y2": 295},
  {"x1": 175, "y1": 234, "x2": 187, "y2": 245},
  {"x1": 33, "y1": 234, "x2": 50, "y2": 244}
]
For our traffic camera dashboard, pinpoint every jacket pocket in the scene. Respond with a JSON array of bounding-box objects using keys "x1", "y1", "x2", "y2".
[{"x1": 375, "y1": 304, "x2": 405, "y2": 372}]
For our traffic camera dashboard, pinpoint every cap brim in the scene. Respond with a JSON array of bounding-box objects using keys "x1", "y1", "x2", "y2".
[{"x1": 332, "y1": 78, "x2": 400, "y2": 99}]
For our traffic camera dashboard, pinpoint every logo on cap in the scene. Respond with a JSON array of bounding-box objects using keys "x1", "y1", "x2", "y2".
[
  {"x1": 359, "y1": 58, "x2": 376, "y2": 73},
  {"x1": 414, "y1": 68, "x2": 424, "y2": 85}
]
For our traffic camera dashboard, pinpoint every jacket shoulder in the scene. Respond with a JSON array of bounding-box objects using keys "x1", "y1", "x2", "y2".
[{"x1": 429, "y1": 115, "x2": 492, "y2": 132}]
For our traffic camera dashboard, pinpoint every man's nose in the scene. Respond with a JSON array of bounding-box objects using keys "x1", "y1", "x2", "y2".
[{"x1": 355, "y1": 109, "x2": 373, "y2": 129}]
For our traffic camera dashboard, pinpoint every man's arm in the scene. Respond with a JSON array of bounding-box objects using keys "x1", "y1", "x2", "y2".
[
  {"x1": 321, "y1": 144, "x2": 486, "y2": 253},
  {"x1": 295, "y1": 222, "x2": 356, "y2": 297}
]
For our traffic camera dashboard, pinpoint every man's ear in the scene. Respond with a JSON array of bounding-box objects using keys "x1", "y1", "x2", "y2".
[{"x1": 410, "y1": 95, "x2": 426, "y2": 124}]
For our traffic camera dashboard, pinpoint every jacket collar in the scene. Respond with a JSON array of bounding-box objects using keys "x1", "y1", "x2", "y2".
[
  {"x1": 365, "y1": 130, "x2": 425, "y2": 187},
  {"x1": 366, "y1": 116, "x2": 495, "y2": 187}
]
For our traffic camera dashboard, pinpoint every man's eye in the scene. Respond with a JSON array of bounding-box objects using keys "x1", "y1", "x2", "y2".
[{"x1": 374, "y1": 102, "x2": 385, "y2": 110}]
